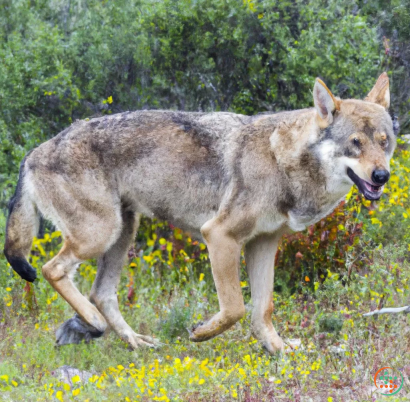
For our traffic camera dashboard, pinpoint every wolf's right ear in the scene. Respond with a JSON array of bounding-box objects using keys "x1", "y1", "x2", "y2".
[
  {"x1": 364, "y1": 72, "x2": 390, "y2": 109},
  {"x1": 313, "y1": 78, "x2": 339, "y2": 126}
]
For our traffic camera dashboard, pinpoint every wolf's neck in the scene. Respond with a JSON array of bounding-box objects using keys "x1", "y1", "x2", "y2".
[{"x1": 269, "y1": 109, "x2": 321, "y2": 166}]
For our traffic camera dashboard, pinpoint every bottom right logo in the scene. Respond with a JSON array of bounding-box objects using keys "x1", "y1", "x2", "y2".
[{"x1": 374, "y1": 367, "x2": 404, "y2": 396}]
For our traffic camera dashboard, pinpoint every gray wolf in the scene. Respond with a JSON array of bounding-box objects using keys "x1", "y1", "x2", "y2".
[{"x1": 4, "y1": 73, "x2": 395, "y2": 353}]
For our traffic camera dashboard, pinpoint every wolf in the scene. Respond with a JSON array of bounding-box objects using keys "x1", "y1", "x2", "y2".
[{"x1": 4, "y1": 73, "x2": 395, "y2": 353}]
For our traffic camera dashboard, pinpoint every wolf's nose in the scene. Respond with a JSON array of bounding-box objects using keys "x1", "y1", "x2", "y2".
[{"x1": 371, "y1": 169, "x2": 390, "y2": 185}]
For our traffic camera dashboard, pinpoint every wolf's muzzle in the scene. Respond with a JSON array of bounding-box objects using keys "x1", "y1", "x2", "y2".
[{"x1": 347, "y1": 167, "x2": 386, "y2": 201}]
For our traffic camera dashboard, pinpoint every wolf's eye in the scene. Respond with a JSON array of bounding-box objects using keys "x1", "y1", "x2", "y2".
[
  {"x1": 380, "y1": 133, "x2": 388, "y2": 148},
  {"x1": 353, "y1": 137, "x2": 360, "y2": 147}
]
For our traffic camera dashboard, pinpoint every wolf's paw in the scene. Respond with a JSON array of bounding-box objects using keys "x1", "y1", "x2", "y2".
[
  {"x1": 188, "y1": 321, "x2": 204, "y2": 333},
  {"x1": 261, "y1": 336, "x2": 285, "y2": 355},
  {"x1": 188, "y1": 318, "x2": 226, "y2": 342},
  {"x1": 252, "y1": 327, "x2": 285, "y2": 355},
  {"x1": 121, "y1": 330, "x2": 162, "y2": 350},
  {"x1": 188, "y1": 321, "x2": 214, "y2": 342},
  {"x1": 56, "y1": 315, "x2": 105, "y2": 346}
]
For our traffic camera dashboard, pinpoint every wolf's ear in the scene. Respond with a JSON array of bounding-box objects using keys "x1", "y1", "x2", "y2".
[
  {"x1": 313, "y1": 78, "x2": 339, "y2": 125},
  {"x1": 365, "y1": 72, "x2": 390, "y2": 109}
]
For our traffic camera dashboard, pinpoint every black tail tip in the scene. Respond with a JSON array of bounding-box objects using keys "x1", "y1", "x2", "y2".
[
  {"x1": 21, "y1": 266, "x2": 37, "y2": 282},
  {"x1": 4, "y1": 251, "x2": 37, "y2": 282}
]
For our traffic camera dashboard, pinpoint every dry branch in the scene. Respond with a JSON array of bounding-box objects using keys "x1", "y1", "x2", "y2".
[{"x1": 363, "y1": 306, "x2": 410, "y2": 316}]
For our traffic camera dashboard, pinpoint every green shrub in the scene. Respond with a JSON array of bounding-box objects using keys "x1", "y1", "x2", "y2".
[{"x1": 159, "y1": 296, "x2": 192, "y2": 341}]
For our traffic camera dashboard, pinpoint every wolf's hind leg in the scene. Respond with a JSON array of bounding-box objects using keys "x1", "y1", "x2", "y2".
[
  {"x1": 244, "y1": 232, "x2": 284, "y2": 354},
  {"x1": 42, "y1": 241, "x2": 108, "y2": 345},
  {"x1": 89, "y1": 210, "x2": 159, "y2": 349},
  {"x1": 44, "y1": 204, "x2": 125, "y2": 345}
]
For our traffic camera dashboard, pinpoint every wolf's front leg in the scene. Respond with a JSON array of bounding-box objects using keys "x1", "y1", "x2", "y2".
[
  {"x1": 244, "y1": 232, "x2": 284, "y2": 354},
  {"x1": 189, "y1": 218, "x2": 245, "y2": 342}
]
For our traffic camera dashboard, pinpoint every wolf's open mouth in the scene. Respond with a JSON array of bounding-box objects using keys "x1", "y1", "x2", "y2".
[{"x1": 347, "y1": 167, "x2": 384, "y2": 201}]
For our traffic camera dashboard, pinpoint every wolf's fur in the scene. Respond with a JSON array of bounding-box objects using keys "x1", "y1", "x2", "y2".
[{"x1": 4, "y1": 74, "x2": 395, "y2": 353}]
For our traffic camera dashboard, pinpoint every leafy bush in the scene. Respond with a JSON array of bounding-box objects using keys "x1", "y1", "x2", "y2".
[
  {"x1": 159, "y1": 296, "x2": 192, "y2": 341},
  {"x1": 319, "y1": 315, "x2": 344, "y2": 335},
  {"x1": 275, "y1": 201, "x2": 362, "y2": 294}
]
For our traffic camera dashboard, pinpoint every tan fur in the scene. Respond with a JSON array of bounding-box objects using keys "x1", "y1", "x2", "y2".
[
  {"x1": 316, "y1": 78, "x2": 341, "y2": 111},
  {"x1": 4, "y1": 74, "x2": 396, "y2": 353},
  {"x1": 365, "y1": 72, "x2": 390, "y2": 109}
]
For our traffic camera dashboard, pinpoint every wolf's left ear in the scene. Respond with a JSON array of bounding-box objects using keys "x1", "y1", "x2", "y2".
[
  {"x1": 365, "y1": 72, "x2": 390, "y2": 109},
  {"x1": 313, "y1": 78, "x2": 340, "y2": 125}
]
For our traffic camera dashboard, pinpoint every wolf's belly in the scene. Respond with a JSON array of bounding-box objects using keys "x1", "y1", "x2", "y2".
[{"x1": 130, "y1": 189, "x2": 220, "y2": 239}]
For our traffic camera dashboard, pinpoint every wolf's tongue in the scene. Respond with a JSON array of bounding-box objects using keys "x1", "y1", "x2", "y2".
[{"x1": 363, "y1": 181, "x2": 382, "y2": 193}]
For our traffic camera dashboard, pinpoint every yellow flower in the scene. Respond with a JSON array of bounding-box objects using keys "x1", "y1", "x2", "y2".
[
  {"x1": 152, "y1": 396, "x2": 169, "y2": 402},
  {"x1": 71, "y1": 375, "x2": 81, "y2": 383}
]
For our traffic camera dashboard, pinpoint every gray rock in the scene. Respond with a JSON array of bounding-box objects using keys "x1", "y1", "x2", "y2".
[{"x1": 51, "y1": 365, "x2": 96, "y2": 385}]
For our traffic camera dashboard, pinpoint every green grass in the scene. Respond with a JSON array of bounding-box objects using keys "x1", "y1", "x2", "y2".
[{"x1": 1, "y1": 233, "x2": 410, "y2": 401}]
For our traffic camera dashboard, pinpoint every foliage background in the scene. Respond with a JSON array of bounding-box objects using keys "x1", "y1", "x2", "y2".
[{"x1": 1, "y1": 0, "x2": 410, "y2": 401}]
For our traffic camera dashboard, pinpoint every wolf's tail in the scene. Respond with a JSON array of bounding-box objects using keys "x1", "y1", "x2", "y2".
[{"x1": 3, "y1": 154, "x2": 39, "y2": 282}]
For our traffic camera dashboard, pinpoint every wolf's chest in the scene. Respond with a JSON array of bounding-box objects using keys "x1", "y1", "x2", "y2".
[{"x1": 286, "y1": 193, "x2": 347, "y2": 231}]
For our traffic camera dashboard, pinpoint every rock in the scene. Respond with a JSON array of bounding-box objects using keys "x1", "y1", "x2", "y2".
[{"x1": 51, "y1": 365, "x2": 95, "y2": 385}]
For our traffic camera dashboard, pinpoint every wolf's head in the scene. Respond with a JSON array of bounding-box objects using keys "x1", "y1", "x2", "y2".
[{"x1": 314, "y1": 73, "x2": 397, "y2": 201}]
